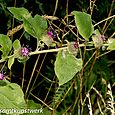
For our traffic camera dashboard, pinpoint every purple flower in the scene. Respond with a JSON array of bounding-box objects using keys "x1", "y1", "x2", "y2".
[
  {"x1": 0, "y1": 72, "x2": 4, "y2": 80},
  {"x1": 47, "y1": 31, "x2": 54, "y2": 38},
  {"x1": 20, "y1": 46, "x2": 30, "y2": 57},
  {"x1": 47, "y1": 28, "x2": 57, "y2": 41}
]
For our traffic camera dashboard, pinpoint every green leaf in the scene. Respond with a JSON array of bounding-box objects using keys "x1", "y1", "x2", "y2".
[
  {"x1": 8, "y1": 56, "x2": 15, "y2": 70},
  {"x1": 0, "y1": 80, "x2": 10, "y2": 86},
  {"x1": 0, "y1": 34, "x2": 12, "y2": 59},
  {"x1": 0, "y1": 83, "x2": 27, "y2": 110},
  {"x1": 7, "y1": 7, "x2": 31, "y2": 21},
  {"x1": 23, "y1": 100, "x2": 51, "y2": 115},
  {"x1": 22, "y1": 100, "x2": 42, "y2": 115},
  {"x1": 17, "y1": 56, "x2": 29, "y2": 63},
  {"x1": 42, "y1": 108, "x2": 51, "y2": 115},
  {"x1": 55, "y1": 50, "x2": 82, "y2": 86},
  {"x1": 13, "y1": 39, "x2": 21, "y2": 59},
  {"x1": 107, "y1": 39, "x2": 115, "y2": 50},
  {"x1": 26, "y1": 100, "x2": 41, "y2": 109},
  {"x1": 13, "y1": 39, "x2": 21, "y2": 50},
  {"x1": 23, "y1": 15, "x2": 48, "y2": 40},
  {"x1": 73, "y1": 11, "x2": 94, "y2": 41}
]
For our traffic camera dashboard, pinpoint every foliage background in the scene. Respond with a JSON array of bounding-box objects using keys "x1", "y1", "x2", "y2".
[{"x1": 0, "y1": 0, "x2": 115, "y2": 115}]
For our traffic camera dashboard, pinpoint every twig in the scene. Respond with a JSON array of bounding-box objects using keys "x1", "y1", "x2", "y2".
[
  {"x1": 90, "y1": 0, "x2": 96, "y2": 16},
  {"x1": 94, "y1": 15, "x2": 115, "y2": 27},
  {"x1": 106, "y1": 83, "x2": 114, "y2": 115},
  {"x1": 86, "y1": 93, "x2": 93, "y2": 115},
  {"x1": 30, "y1": 93, "x2": 54, "y2": 111},
  {"x1": 81, "y1": 81, "x2": 95, "y2": 114},
  {"x1": 53, "y1": 0, "x2": 58, "y2": 16},
  {"x1": 102, "y1": 0, "x2": 115, "y2": 33},
  {"x1": 39, "y1": 72, "x2": 57, "y2": 83},
  {"x1": 96, "y1": 50, "x2": 111, "y2": 59},
  {"x1": 62, "y1": 105, "x2": 72, "y2": 115},
  {"x1": 97, "y1": 98, "x2": 104, "y2": 115},
  {"x1": 92, "y1": 87, "x2": 106, "y2": 107},
  {"x1": 66, "y1": 0, "x2": 69, "y2": 23},
  {"x1": 28, "y1": 53, "x2": 47, "y2": 98},
  {"x1": 25, "y1": 54, "x2": 40, "y2": 98},
  {"x1": 83, "y1": 50, "x2": 96, "y2": 68}
]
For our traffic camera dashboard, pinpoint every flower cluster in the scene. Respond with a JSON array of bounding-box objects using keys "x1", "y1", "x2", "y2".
[
  {"x1": 92, "y1": 29, "x2": 106, "y2": 48},
  {"x1": 0, "y1": 72, "x2": 5, "y2": 80},
  {"x1": 68, "y1": 41, "x2": 79, "y2": 56},
  {"x1": 20, "y1": 46, "x2": 31, "y2": 57}
]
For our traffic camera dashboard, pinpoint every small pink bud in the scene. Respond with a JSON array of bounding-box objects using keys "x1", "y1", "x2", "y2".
[{"x1": 0, "y1": 72, "x2": 4, "y2": 80}]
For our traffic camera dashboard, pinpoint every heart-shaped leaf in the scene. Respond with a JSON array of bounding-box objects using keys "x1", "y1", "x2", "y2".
[
  {"x1": 23, "y1": 15, "x2": 48, "y2": 40},
  {"x1": 72, "y1": 11, "x2": 94, "y2": 41},
  {"x1": 0, "y1": 82, "x2": 27, "y2": 110},
  {"x1": 55, "y1": 50, "x2": 82, "y2": 86}
]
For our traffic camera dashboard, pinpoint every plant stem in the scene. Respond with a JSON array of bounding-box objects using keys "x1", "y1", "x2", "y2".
[
  {"x1": 29, "y1": 47, "x2": 67, "y2": 55},
  {"x1": 25, "y1": 54, "x2": 40, "y2": 98},
  {"x1": 22, "y1": 62, "x2": 26, "y2": 89},
  {"x1": 0, "y1": 42, "x2": 110, "y2": 63}
]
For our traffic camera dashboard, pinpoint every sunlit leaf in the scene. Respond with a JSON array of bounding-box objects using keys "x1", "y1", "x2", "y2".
[
  {"x1": 107, "y1": 39, "x2": 115, "y2": 50},
  {"x1": 26, "y1": 100, "x2": 41, "y2": 109},
  {"x1": 55, "y1": 50, "x2": 82, "y2": 86},
  {"x1": 8, "y1": 7, "x2": 31, "y2": 21},
  {"x1": 13, "y1": 39, "x2": 21, "y2": 51},
  {"x1": 0, "y1": 82, "x2": 27, "y2": 110},
  {"x1": 72, "y1": 11, "x2": 94, "y2": 41},
  {"x1": 0, "y1": 34, "x2": 12, "y2": 59},
  {"x1": 13, "y1": 39, "x2": 21, "y2": 58},
  {"x1": 23, "y1": 15, "x2": 48, "y2": 40},
  {"x1": 23, "y1": 100, "x2": 43, "y2": 115},
  {"x1": 0, "y1": 80, "x2": 10, "y2": 86},
  {"x1": 23, "y1": 100, "x2": 51, "y2": 115}
]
